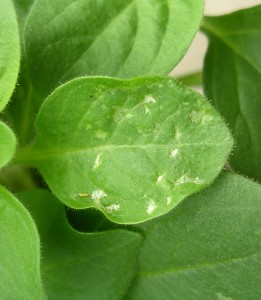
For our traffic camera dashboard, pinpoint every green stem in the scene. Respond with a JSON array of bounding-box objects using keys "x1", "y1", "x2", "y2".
[
  {"x1": 19, "y1": 82, "x2": 34, "y2": 145},
  {"x1": 12, "y1": 146, "x2": 38, "y2": 166},
  {"x1": 0, "y1": 165, "x2": 38, "y2": 192}
]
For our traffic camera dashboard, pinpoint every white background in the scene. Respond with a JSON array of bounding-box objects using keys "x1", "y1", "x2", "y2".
[{"x1": 171, "y1": 0, "x2": 261, "y2": 77}]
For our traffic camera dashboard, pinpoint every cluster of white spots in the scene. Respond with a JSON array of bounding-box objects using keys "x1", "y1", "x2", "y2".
[
  {"x1": 144, "y1": 95, "x2": 156, "y2": 104},
  {"x1": 157, "y1": 175, "x2": 164, "y2": 183},
  {"x1": 167, "y1": 197, "x2": 172, "y2": 205},
  {"x1": 174, "y1": 175, "x2": 203, "y2": 186},
  {"x1": 170, "y1": 148, "x2": 179, "y2": 158},
  {"x1": 95, "y1": 129, "x2": 107, "y2": 139},
  {"x1": 91, "y1": 190, "x2": 107, "y2": 205},
  {"x1": 92, "y1": 153, "x2": 102, "y2": 170},
  {"x1": 216, "y1": 293, "x2": 233, "y2": 300},
  {"x1": 105, "y1": 204, "x2": 120, "y2": 213},
  {"x1": 146, "y1": 200, "x2": 157, "y2": 215}
]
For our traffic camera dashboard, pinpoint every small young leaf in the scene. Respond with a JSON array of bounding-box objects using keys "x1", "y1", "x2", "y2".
[
  {"x1": 203, "y1": 5, "x2": 261, "y2": 181},
  {"x1": 19, "y1": 190, "x2": 142, "y2": 300},
  {"x1": 127, "y1": 172, "x2": 261, "y2": 299},
  {"x1": 0, "y1": 0, "x2": 20, "y2": 111},
  {"x1": 27, "y1": 76, "x2": 232, "y2": 224},
  {"x1": 0, "y1": 187, "x2": 44, "y2": 299},
  {"x1": 0, "y1": 121, "x2": 16, "y2": 169},
  {"x1": 25, "y1": 0, "x2": 204, "y2": 96}
]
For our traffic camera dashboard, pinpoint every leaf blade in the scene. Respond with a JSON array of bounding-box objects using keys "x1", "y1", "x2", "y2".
[
  {"x1": 31, "y1": 76, "x2": 233, "y2": 224},
  {"x1": 203, "y1": 5, "x2": 261, "y2": 181},
  {"x1": 19, "y1": 190, "x2": 142, "y2": 300},
  {"x1": 0, "y1": 0, "x2": 20, "y2": 111},
  {"x1": 127, "y1": 172, "x2": 261, "y2": 299},
  {"x1": 0, "y1": 121, "x2": 16, "y2": 169},
  {"x1": 25, "y1": 0, "x2": 204, "y2": 96},
  {"x1": 0, "y1": 187, "x2": 44, "y2": 299}
]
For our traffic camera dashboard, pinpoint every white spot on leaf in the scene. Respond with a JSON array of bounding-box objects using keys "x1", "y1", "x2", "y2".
[
  {"x1": 105, "y1": 204, "x2": 120, "y2": 213},
  {"x1": 175, "y1": 175, "x2": 203, "y2": 186},
  {"x1": 146, "y1": 200, "x2": 157, "y2": 215},
  {"x1": 170, "y1": 148, "x2": 179, "y2": 158},
  {"x1": 91, "y1": 190, "x2": 107, "y2": 205},
  {"x1": 144, "y1": 95, "x2": 156, "y2": 104},
  {"x1": 93, "y1": 153, "x2": 102, "y2": 170},
  {"x1": 144, "y1": 106, "x2": 151, "y2": 114},
  {"x1": 95, "y1": 129, "x2": 107, "y2": 139},
  {"x1": 167, "y1": 197, "x2": 172, "y2": 205},
  {"x1": 114, "y1": 108, "x2": 129, "y2": 122},
  {"x1": 175, "y1": 127, "x2": 182, "y2": 140},
  {"x1": 157, "y1": 175, "x2": 164, "y2": 183},
  {"x1": 216, "y1": 293, "x2": 233, "y2": 300},
  {"x1": 126, "y1": 113, "x2": 133, "y2": 119},
  {"x1": 190, "y1": 110, "x2": 213, "y2": 124}
]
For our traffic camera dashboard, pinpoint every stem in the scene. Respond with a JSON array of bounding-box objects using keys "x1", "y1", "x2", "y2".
[
  {"x1": 19, "y1": 82, "x2": 34, "y2": 145},
  {"x1": 0, "y1": 165, "x2": 38, "y2": 192},
  {"x1": 12, "y1": 146, "x2": 39, "y2": 166}
]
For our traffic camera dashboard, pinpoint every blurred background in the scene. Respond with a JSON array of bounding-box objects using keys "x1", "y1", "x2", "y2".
[{"x1": 171, "y1": 0, "x2": 261, "y2": 78}]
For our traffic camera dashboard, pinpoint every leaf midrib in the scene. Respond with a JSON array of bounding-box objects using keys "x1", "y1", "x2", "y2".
[
  {"x1": 137, "y1": 251, "x2": 261, "y2": 279},
  {"x1": 58, "y1": 0, "x2": 135, "y2": 83},
  {"x1": 28, "y1": 140, "x2": 231, "y2": 162},
  {"x1": 203, "y1": 20, "x2": 261, "y2": 73}
]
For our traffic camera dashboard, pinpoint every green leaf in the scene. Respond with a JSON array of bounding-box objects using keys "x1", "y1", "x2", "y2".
[
  {"x1": 0, "y1": 187, "x2": 44, "y2": 299},
  {"x1": 127, "y1": 172, "x2": 261, "y2": 299},
  {"x1": 0, "y1": 0, "x2": 20, "y2": 111},
  {"x1": 20, "y1": 76, "x2": 232, "y2": 224},
  {"x1": 19, "y1": 190, "x2": 142, "y2": 300},
  {"x1": 0, "y1": 121, "x2": 16, "y2": 169},
  {"x1": 203, "y1": 5, "x2": 261, "y2": 182},
  {"x1": 25, "y1": 0, "x2": 204, "y2": 96}
]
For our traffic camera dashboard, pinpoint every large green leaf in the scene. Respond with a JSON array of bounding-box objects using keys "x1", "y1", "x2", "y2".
[
  {"x1": 127, "y1": 172, "x2": 261, "y2": 299},
  {"x1": 203, "y1": 5, "x2": 261, "y2": 182},
  {"x1": 18, "y1": 76, "x2": 233, "y2": 224},
  {"x1": 0, "y1": 187, "x2": 44, "y2": 299},
  {"x1": 0, "y1": 0, "x2": 20, "y2": 111},
  {"x1": 25, "y1": 0, "x2": 204, "y2": 96},
  {"x1": 19, "y1": 190, "x2": 142, "y2": 300},
  {"x1": 0, "y1": 121, "x2": 16, "y2": 169}
]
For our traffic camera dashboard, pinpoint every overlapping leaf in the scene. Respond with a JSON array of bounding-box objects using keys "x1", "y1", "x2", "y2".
[
  {"x1": 0, "y1": 0, "x2": 20, "y2": 111},
  {"x1": 25, "y1": 0, "x2": 204, "y2": 96},
  {"x1": 21, "y1": 76, "x2": 233, "y2": 224},
  {"x1": 0, "y1": 122, "x2": 16, "y2": 169},
  {"x1": 19, "y1": 190, "x2": 142, "y2": 300},
  {"x1": 203, "y1": 5, "x2": 261, "y2": 181},
  {"x1": 0, "y1": 187, "x2": 44, "y2": 299},
  {"x1": 127, "y1": 172, "x2": 261, "y2": 299}
]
